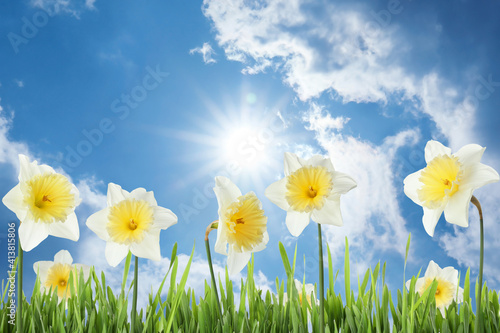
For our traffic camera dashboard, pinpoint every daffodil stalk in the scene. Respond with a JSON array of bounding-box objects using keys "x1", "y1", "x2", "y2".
[
  {"x1": 471, "y1": 195, "x2": 483, "y2": 332},
  {"x1": 205, "y1": 221, "x2": 223, "y2": 320},
  {"x1": 17, "y1": 226, "x2": 23, "y2": 333},
  {"x1": 131, "y1": 255, "x2": 138, "y2": 332},
  {"x1": 317, "y1": 224, "x2": 325, "y2": 333}
]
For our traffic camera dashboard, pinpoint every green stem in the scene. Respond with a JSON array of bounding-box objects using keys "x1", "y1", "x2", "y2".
[
  {"x1": 17, "y1": 226, "x2": 23, "y2": 333},
  {"x1": 471, "y1": 196, "x2": 483, "y2": 333},
  {"x1": 205, "y1": 222, "x2": 223, "y2": 320},
  {"x1": 318, "y1": 223, "x2": 325, "y2": 333},
  {"x1": 131, "y1": 255, "x2": 138, "y2": 333}
]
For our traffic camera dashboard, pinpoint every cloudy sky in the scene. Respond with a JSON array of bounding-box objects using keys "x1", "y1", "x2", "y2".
[{"x1": 1, "y1": 0, "x2": 499, "y2": 309}]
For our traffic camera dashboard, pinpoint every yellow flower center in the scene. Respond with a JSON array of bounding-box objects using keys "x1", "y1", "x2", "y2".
[
  {"x1": 22, "y1": 173, "x2": 76, "y2": 223},
  {"x1": 418, "y1": 155, "x2": 462, "y2": 209},
  {"x1": 45, "y1": 263, "x2": 72, "y2": 299},
  {"x1": 107, "y1": 199, "x2": 154, "y2": 244},
  {"x1": 299, "y1": 292, "x2": 313, "y2": 306},
  {"x1": 224, "y1": 193, "x2": 267, "y2": 252},
  {"x1": 419, "y1": 277, "x2": 455, "y2": 309},
  {"x1": 285, "y1": 166, "x2": 333, "y2": 213}
]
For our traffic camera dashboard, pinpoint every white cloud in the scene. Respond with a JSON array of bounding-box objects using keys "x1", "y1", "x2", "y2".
[
  {"x1": 0, "y1": 104, "x2": 29, "y2": 173},
  {"x1": 75, "y1": 177, "x2": 107, "y2": 211},
  {"x1": 190, "y1": 42, "x2": 217, "y2": 64},
  {"x1": 30, "y1": 0, "x2": 96, "y2": 18},
  {"x1": 14, "y1": 79, "x2": 24, "y2": 88},
  {"x1": 302, "y1": 103, "x2": 420, "y2": 266}
]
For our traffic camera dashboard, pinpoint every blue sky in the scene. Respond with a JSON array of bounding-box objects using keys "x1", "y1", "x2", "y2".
[{"x1": 1, "y1": 0, "x2": 500, "y2": 309}]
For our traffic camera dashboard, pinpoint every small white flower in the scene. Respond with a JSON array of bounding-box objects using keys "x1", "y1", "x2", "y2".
[
  {"x1": 33, "y1": 250, "x2": 90, "y2": 301},
  {"x1": 213, "y1": 176, "x2": 269, "y2": 276},
  {"x1": 86, "y1": 183, "x2": 177, "y2": 267},
  {"x1": 406, "y1": 260, "x2": 463, "y2": 314},
  {"x1": 2, "y1": 154, "x2": 81, "y2": 251},
  {"x1": 404, "y1": 141, "x2": 499, "y2": 236},
  {"x1": 283, "y1": 279, "x2": 318, "y2": 306},
  {"x1": 265, "y1": 152, "x2": 356, "y2": 236}
]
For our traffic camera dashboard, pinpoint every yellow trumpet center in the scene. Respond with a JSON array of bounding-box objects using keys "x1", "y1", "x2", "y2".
[
  {"x1": 23, "y1": 173, "x2": 76, "y2": 223},
  {"x1": 419, "y1": 277, "x2": 455, "y2": 309},
  {"x1": 418, "y1": 155, "x2": 462, "y2": 209},
  {"x1": 285, "y1": 166, "x2": 333, "y2": 213},
  {"x1": 107, "y1": 199, "x2": 154, "y2": 245},
  {"x1": 45, "y1": 263, "x2": 72, "y2": 299},
  {"x1": 224, "y1": 193, "x2": 267, "y2": 252}
]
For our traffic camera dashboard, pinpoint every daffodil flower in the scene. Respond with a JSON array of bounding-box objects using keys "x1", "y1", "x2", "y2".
[
  {"x1": 213, "y1": 176, "x2": 269, "y2": 275},
  {"x1": 265, "y1": 153, "x2": 357, "y2": 236},
  {"x1": 2, "y1": 154, "x2": 81, "y2": 251},
  {"x1": 284, "y1": 279, "x2": 318, "y2": 306},
  {"x1": 86, "y1": 183, "x2": 178, "y2": 267},
  {"x1": 33, "y1": 250, "x2": 90, "y2": 301},
  {"x1": 406, "y1": 260, "x2": 463, "y2": 314},
  {"x1": 404, "y1": 141, "x2": 499, "y2": 236}
]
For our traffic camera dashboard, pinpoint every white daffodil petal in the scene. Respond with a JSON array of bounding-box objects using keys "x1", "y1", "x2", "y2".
[
  {"x1": 107, "y1": 183, "x2": 128, "y2": 206},
  {"x1": 414, "y1": 277, "x2": 425, "y2": 293},
  {"x1": 443, "y1": 188, "x2": 472, "y2": 228},
  {"x1": 457, "y1": 287, "x2": 464, "y2": 303},
  {"x1": 130, "y1": 188, "x2": 157, "y2": 206},
  {"x1": 33, "y1": 261, "x2": 53, "y2": 283},
  {"x1": 331, "y1": 171, "x2": 357, "y2": 195},
  {"x1": 455, "y1": 144, "x2": 485, "y2": 165},
  {"x1": 73, "y1": 264, "x2": 91, "y2": 280},
  {"x1": 19, "y1": 154, "x2": 39, "y2": 182},
  {"x1": 85, "y1": 208, "x2": 111, "y2": 241},
  {"x1": 284, "y1": 152, "x2": 303, "y2": 175},
  {"x1": 131, "y1": 232, "x2": 162, "y2": 261},
  {"x1": 403, "y1": 170, "x2": 423, "y2": 205},
  {"x1": 2, "y1": 185, "x2": 27, "y2": 221},
  {"x1": 264, "y1": 178, "x2": 290, "y2": 211},
  {"x1": 311, "y1": 198, "x2": 342, "y2": 226},
  {"x1": 461, "y1": 163, "x2": 500, "y2": 190},
  {"x1": 227, "y1": 248, "x2": 251, "y2": 276},
  {"x1": 286, "y1": 210, "x2": 311, "y2": 237},
  {"x1": 19, "y1": 220, "x2": 49, "y2": 252},
  {"x1": 153, "y1": 206, "x2": 178, "y2": 230},
  {"x1": 105, "y1": 242, "x2": 130, "y2": 267},
  {"x1": 307, "y1": 155, "x2": 335, "y2": 172},
  {"x1": 422, "y1": 207, "x2": 444, "y2": 237},
  {"x1": 214, "y1": 176, "x2": 242, "y2": 212},
  {"x1": 440, "y1": 267, "x2": 459, "y2": 286},
  {"x1": 53, "y1": 250, "x2": 73, "y2": 265},
  {"x1": 47, "y1": 212, "x2": 80, "y2": 241},
  {"x1": 425, "y1": 260, "x2": 440, "y2": 277},
  {"x1": 214, "y1": 227, "x2": 228, "y2": 255},
  {"x1": 425, "y1": 140, "x2": 452, "y2": 163}
]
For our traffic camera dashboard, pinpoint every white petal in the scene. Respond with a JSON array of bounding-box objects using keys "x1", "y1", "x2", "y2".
[
  {"x1": 454, "y1": 144, "x2": 485, "y2": 165},
  {"x1": 19, "y1": 220, "x2": 49, "y2": 252},
  {"x1": 305, "y1": 155, "x2": 335, "y2": 172},
  {"x1": 456, "y1": 287, "x2": 464, "y2": 303},
  {"x1": 47, "y1": 212, "x2": 80, "y2": 241},
  {"x1": 53, "y1": 250, "x2": 73, "y2": 265},
  {"x1": 461, "y1": 163, "x2": 500, "y2": 190},
  {"x1": 414, "y1": 277, "x2": 426, "y2": 293},
  {"x1": 2, "y1": 185, "x2": 28, "y2": 221},
  {"x1": 330, "y1": 171, "x2": 357, "y2": 196},
  {"x1": 285, "y1": 210, "x2": 311, "y2": 237},
  {"x1": 214, "y1": 176, "x2": 241, "y2": 211},
  {"x1": 425, "y1": 140, "x2": 451, "y2": 163},
  {"x1": 73, "y1": 264, "x2": 91, "y2": 280},
  {"x1": 214, "y1": 225, "x2": 228, "y2": 255},
  {"x1": 251, "y1": 231, "x2": 269, "y2": 253},
  {"x1": 131, "y1": 232, "x2": 162, "y2": 261},
  {"x1": 403, "y1": 170, "x2": 424, "y2": 206},
  {"x1": 227, "y1": 248, "x2": 251, "y2": 276},
  {"x1": 153, "y1": 206, "x2": 178, "y2": 230},
  {"x1": 107, "y1": 183, "x2": 128, "y2": 206},
  {"x1": 70, "y1": 183, "x2": 82, "y2": 207},
  {"x1": 105, "y1": 242, "x2": 130, "y2": 267},
  {"x1": 424, "y1": 260, "x2": 440, "y2": 278},
  {"x1": 86, "y1": 208, "x2": 110, "y2": 241},
  {"x1": 311, "y1": 198, "x2": 343, "y2": 226},
  {"x1": 422, "y1": 206, "x2": 444, "y2": 237},
  {"x1": 443, "y1": 189, "x2": 473, "y2": 228},
  {"x1": 439, "y1": 267, "x2": 458, "y2": 285},
  {"x1": 33, "y1": 261, "x2": 53, "y2": 282},
  {"x1": 19, "y1": 154, "x2": 39, "y2": 182},
  {"x1": 264, "y1": 177, "x2": 290, "y2": 211},
  {"x1": 284, "y1": 152, "x2": 303, "y2": 175},
  {"x1": 129, "y1": 187, "x2": 157, "y2": 206}
]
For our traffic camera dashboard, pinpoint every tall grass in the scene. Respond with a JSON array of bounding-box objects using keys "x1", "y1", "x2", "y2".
[{"x1": 1, "y1": 238, "x2": 499, "y2": 332}]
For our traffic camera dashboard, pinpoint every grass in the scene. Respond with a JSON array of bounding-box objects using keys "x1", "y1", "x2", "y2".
[{"x1": 1, "y1": 236, "x2": 499, "y2": 332}]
